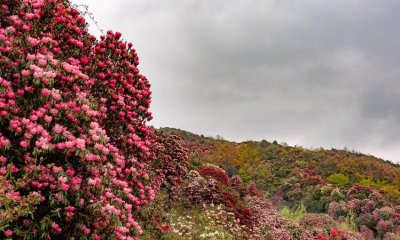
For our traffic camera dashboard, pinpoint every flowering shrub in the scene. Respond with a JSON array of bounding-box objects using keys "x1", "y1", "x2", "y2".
[
  {"x1": 301, "y1": 175, "x2": 327, "y2": 186},
  {"x1": 346, "y1": 185, "x2": 372, "y2": 200},
  {"x1": 166, "y1": 204, "x2": 247, "y2": 240},
  {"x1": 315, "y1": 229, "x2": 345, "y2": 240},
  {"x1": 0, "y1": 176, "x2": 42, "y2": 231},
  {"x1": 300, "y1": 213, "x2": 336, "y2": 231},
  {"x1": 359, "y1": 225, "x2": 375, "y2": 240},
  {"x1": 314, "y1": 228, "x2": 363, "y2": 240},
  {"x1": 327, "y1": 189, "x2": 400, "y2": 239},
  {"x1": 357, "y1": 213, "x2": 375, "y2": 230},
  {"x1": 0, "y1": 0, "x2": 180, "y2": 239},
  {"x1": 184, "y1": 170, "x2": 220, "y2": 204},
  {"x1": 230, "y1": 175, "x2": 244, "y2": 188},
  {"x1": 376, "y1": 219, "x2": 395, "y2": 237},
  {"x1": 199, "y1": 164, "x2": 229, "y2": 186},
  {"x1": 328, "y1": 202, "x2": 348, "y2": 219},
  {"x1": 373, "y1": 207, "x2": 394, "y2": 222},
  {"x1": 345, "y1": 199, "x2": 361, "y2": 215},
  {"x1": 245, "y1": 195, "x2": 315, "y2": 240},
  {"x1": 151, "y1": 131, "x2": 188, "y2": 191},
  {"x1": 361, "y1": 199, "x2": 376, "y2": 214}
]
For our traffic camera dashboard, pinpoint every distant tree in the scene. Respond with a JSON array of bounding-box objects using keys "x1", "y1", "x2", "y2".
[
  {"x1": 215, "y1": 135, "x2": 224, "y2": 140},
  {"x1": 235, "y1": 143, "x2": 271, "y2": 188}
]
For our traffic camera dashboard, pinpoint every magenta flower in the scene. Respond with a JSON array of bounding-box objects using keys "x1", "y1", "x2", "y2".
[
  {"x1": 51, "y1": 223, "x2": 62, "y2": 234},
  {"x1": 75, "y1": 138, "x2": 86, "y2": 150},
  {"x1": 3, "y1": 229, "x2": 13, "y2": 237}
]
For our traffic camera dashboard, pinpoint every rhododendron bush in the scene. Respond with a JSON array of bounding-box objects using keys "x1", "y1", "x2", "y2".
[{"x1": 0, "y1": 0, "x2": 186, "y2": 239}]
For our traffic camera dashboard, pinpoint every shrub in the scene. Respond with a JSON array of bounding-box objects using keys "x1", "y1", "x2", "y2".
[
  {"x1": 376, "y1": 220, "x2": 395, "y2": 237},
  {"x1": 300, "y1": 213, "x2": 336, "y2": 231},
  {"x1": 152, "y1": 131, "x2": 188, "y2": 191},
  {"x1": 346, "y1": 185, "x2": 373, "y2": 200},
  {"x1": 359, "y1": 225, "x2": 375, "y2": 240},
  {"x1": 327, "y1": 173, "x2": 350, "y2": 186},
  {"x1": 166, "y1": 204, "x2": 247, "y2": 240},
  {"x1": 247, "y1": 196, "x2": 314, "y2": 239},
  {"x1": 0, "y1": 0, "x2": 179, "y2": 239},
  {"x1": 374, "y1": 207, "x2": 394, "y2": 222},
  {"x1": 199, "y1": 165, "x2": 229, "y2": 186},
  {"x1": 357, "y1": 213, "x2": 376, "y2": 231},
  {"x1": 328, "y1": 202, "x2": 348, "y2": 219},
  {"x1": 280, "y1": 202, "x2": 307, "y2": 222},
  {"x1": 361, "y1": 200, "x2": 377, "y2": 214}
]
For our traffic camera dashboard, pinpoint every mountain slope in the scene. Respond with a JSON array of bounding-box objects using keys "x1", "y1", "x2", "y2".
[{"x1": 159, "y1": 127, "x2": 400, "y2": 239}]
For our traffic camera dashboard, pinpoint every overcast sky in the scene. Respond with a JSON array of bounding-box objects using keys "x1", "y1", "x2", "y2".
[{"x1": 71, "y1": 0, "x2": 400, "y2": 163}]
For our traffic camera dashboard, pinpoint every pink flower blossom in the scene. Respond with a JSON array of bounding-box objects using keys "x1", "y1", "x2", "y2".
[
  {"x1": 76, "y1": 138, "x2": 86, "y2": 150},
  {"x1": 41, "y1": 88, "x2": 51, "y2": 97},
  {"x1": 27, "y1": 36, "x2": 39, "y2": 47},
  {"x1": 53, "y1": 124, "x2": 64, "y2": 134},
  {"x1": 66, "y1": 168, "x2": 75, "y2": 176},
  {"x1": 3, "y1": 229, "x2": 13, "y2": 237},
  {"x1": 60, "y1": 183, "x2": 70, "y2": 191},
  {"x1": 26, "y1": 53, "x2": 35, "y2": 61},
  {"x1": 52, "y1": 166, "x2": 63, "y2": 173},
  {"x1": 71, "y1": 177, "x2": 82, "y2": 185},
  {"x1": 0, "y1": 156, "x2": 7, "y2": 163},
  {"x1": 51, "y1": 222, "x2": 62, "y2": 234}
]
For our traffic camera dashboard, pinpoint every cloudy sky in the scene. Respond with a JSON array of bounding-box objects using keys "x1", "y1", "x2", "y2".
[{"x1": 71, "y1": 0, "x2": 400, "y2": 163}]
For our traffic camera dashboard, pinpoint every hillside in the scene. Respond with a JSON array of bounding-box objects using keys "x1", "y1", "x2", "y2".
[
  {"x1": 1, "y1": 0, "x2": 399, "y2": 239},
  {"x1": 156, "y1": 127, "x2": 400, "y2": 239}
]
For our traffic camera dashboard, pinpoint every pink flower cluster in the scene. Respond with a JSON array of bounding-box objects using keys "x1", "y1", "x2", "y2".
[
  {"x1": 0, "y1": 0, "x2": 185, "y2": 239},
  {"x1": 327, "y1": 187, "x2": 400, "y2": 239}
]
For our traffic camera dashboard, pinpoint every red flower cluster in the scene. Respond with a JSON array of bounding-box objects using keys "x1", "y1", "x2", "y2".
[
  {"x1": 316, "y1": 229, "x2": 345, "y2": 240},
  {"x1": 199, "y1": 165, "x2": 230, "y2": 185},
  {"x1": 316, "y1": 233, "x2": 328, "y2": 240}
]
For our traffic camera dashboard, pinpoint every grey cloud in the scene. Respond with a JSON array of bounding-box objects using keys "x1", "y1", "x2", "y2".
[{"x1": 72, "y1": 0, "x2": 400, "y2": 162}]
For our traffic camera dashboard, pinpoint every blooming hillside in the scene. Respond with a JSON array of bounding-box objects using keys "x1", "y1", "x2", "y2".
[
  {"x1": 1, "y1": 0, "x2": 398, "y2": 240},
  {"x1": 161, "y1": 127, "x2": 400, "y2": 240}
]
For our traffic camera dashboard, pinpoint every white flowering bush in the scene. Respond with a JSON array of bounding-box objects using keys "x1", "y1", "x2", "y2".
[{"x1": 165, "y1": 204, "x2": 248, "y2": 240}]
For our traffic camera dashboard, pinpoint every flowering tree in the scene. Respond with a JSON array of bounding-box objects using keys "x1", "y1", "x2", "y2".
[{"x1": 0, "y1": 0, "x2": 176, "y2": 239}]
